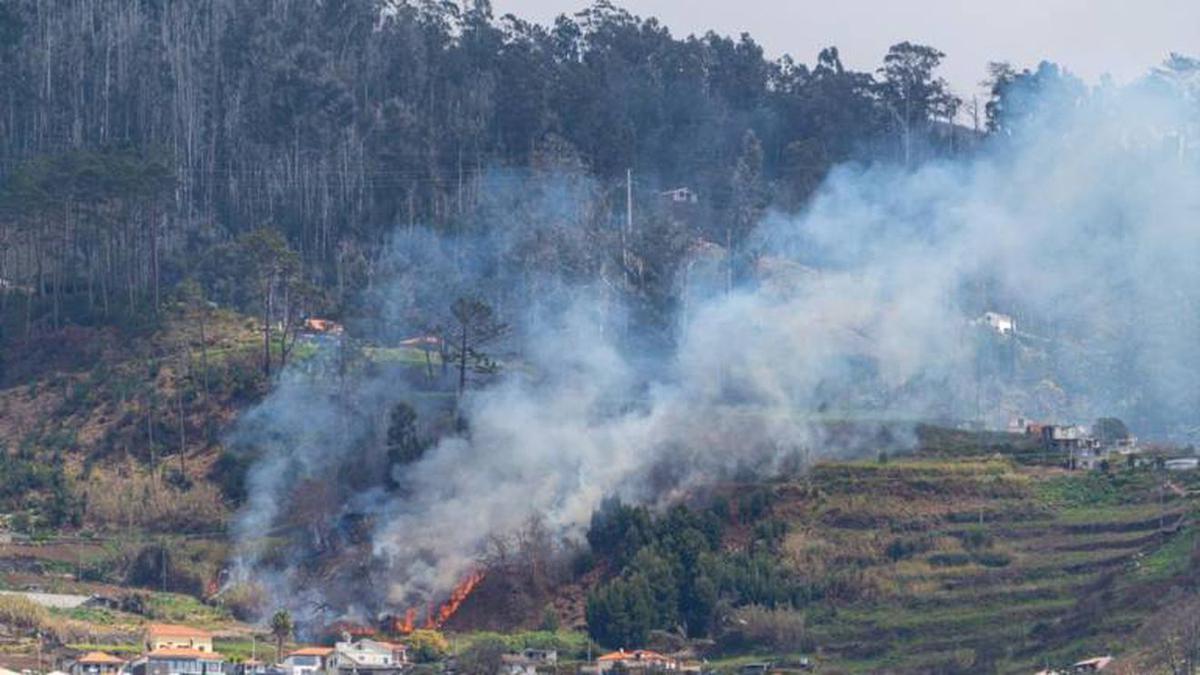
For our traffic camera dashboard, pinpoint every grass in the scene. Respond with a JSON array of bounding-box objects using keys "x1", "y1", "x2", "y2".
[
  {"x1": 146, "y1": 592, "x2": 231, "y2": 625},
  {"x1": 1034, "y1": 471, "x2": 1157, "y2": 509},
  {"x1": 65, "y1": 643, "x2": 142, "y2": 655},
  {"x1": 448, "y1": 630, "x2": 592, "y2": 660},
  {"x1": 1132, "y1": 527, "x2": 1197, "y2": 581},
  {"x1": 0, "y1": 594, "x2": 50, "y2": 631},
  {"x1": 215, "y1": 638, "x2": 295, "y2": 663},
  {"x1": 766, "y1": 453, "x2": 1198, "y2": 673}
]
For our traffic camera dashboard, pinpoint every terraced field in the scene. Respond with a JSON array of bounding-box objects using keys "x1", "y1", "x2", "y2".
[{"x1": 761, "y1": 458, "x2": 1197, "y2": 673}]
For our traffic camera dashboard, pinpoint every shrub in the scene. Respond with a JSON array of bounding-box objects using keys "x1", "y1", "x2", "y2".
[
  {"x1": 407, "y1": 629, "x2": 450, "y2": 663},
  {"x1": 886, "y1": 535, "x2": 933, "y2": 561},
  {"x1": 719, "y1": 605, "x2": 812, "y2": 653},
  {"x1": 454, "y1": 636, "x2": 507, "y2": 674},
  {"x1": 83, "y1": 469, "x2": 227, "y2": 532},
  {"x1": 973, "y1": 551, "x2": 1012, "y2": 568},
  {"x1": 958, "y1": 527, "x2": 994, "y2": 550},
  {"x1": 221, "y1": 582, "x2": 269, "y2": 621},
  {"x1": 0, "y1": 594, "x2": 50, "y2": 631}
]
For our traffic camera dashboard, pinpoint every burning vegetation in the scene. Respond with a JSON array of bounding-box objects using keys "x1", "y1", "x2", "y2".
[{"x1": 381, "y1": 571, "x2": 485, "y2": 634}]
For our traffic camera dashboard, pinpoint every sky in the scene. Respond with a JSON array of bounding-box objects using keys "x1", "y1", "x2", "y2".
[{"x1": 492, "y1": 0, "x2": 1200, "y2": 102}]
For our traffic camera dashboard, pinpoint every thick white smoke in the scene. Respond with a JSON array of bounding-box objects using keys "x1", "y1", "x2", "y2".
[{"x1": 229, "y1": 62, "x2": 1200, "y2": 618}]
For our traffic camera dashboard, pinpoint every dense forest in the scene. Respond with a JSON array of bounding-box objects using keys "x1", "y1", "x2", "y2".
[{"x1": 0, "y1": 0, "x2": 988, "y2": 346}]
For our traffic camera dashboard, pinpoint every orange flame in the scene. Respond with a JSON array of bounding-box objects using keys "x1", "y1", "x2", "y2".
[
  {"x1": 425, "y1": 570, "x2": 484, "y2": 629},
  {"x1": 383, "y1": 571, "x2": 484, "y2": 635}
]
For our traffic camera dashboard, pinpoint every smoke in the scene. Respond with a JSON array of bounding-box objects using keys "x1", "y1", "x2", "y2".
[{"x1": 227, "y1": 62, "x2": 1200, "y2": 620}]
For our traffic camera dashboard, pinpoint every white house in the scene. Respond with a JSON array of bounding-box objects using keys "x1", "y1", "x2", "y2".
[
  {"x1": 329, "y1": 640, "x2": 406, "y2": 675},
  {"x1": 659, "y1": 187, "x2": 698, "y2": 204},
  {"x1": 1165, "y1": 457, "x2": 1199, "y2": 471},
  {"x1": 499, "y1": 649, "x2": 557, "y2": 675},
  {"x1": 980, "y1": 311, "x2": 1015, "y2": 336},
  {"x1": 281, "y1": 648, "x2": 335, "y2": 675}
]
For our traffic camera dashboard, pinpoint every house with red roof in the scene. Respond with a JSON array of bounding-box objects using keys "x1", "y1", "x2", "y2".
[{"x1": 596, "y1": 649, "x2": 678, "y2": 672}]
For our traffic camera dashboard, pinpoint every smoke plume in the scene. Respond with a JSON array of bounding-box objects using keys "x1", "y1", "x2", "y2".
[{"x1": 227, "y1": 62, "x2": 1200, "y2": 620}]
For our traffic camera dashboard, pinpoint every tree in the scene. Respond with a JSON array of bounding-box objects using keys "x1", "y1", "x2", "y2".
[
  {"x1": 447, "y1": 296, "x2": 509, "y2": 400},
  {"x1": 1094, "y1": 417, "x2": 1130, "y2": 444},
  {"x1": 269, "y1": 609, "x2": 293, "y2": 662},
  {"x1": 455, "y1": 635, "x2": 508, "y2": 675},
  {"x1": 983, "y1": 60, "x2": 1086, "y2": 136},
  {"x1": 238, "y1": 228, "x2": 301, "y2": 378},
  {"x1": 877, "y1": 42, "x2": 960, "y2": 165},
  {"x1": 730, "y1": 129, "x2": 768, "y2": 287},
  {"x1": 177, "y1": 278, "x2": 211, "y2": 400},
  {"x1": 385, "y1": 402, "x2": 427, "y2": 478},
  {"x1": 586, "y1": 574, "x2": 656, "y2": 649},
  {"x1": 406, "y1": 629, "x2": 450, "y2": 663}
]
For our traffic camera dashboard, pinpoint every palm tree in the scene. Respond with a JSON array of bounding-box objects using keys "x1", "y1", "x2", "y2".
[{"x1": 269, "y1": 609, "x2": 293, "y2": 663}]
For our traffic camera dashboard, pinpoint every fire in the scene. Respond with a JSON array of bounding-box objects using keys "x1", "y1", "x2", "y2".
[
  {"x1": 425, "y1": 570, "x2": 484, "y2": 629},
  {"x1": 382, "y1": 571, "x2": 485, "y2": 635}
]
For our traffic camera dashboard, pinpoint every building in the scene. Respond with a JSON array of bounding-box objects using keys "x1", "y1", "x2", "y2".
[
  {"x1": 1008, "y1": 415, "x2": 1034, "y2": 434},
  {"x1": 132, "y1": 648, "x2": 225, "y2": 675},
  {"x1": 1039, "y1": 425, "x2": 1100, "y2": 453},
  {"x1": 498, "y1": 649, "x2": 557, "y2": 675},
  {"x1": 145, "y1": 625, "x2": 215, "y2": 654},
  {"x1": 516, "y1": 650, "x2": 555, "y2": 666},
  {"x1": 1165, "y1": 457, "x2": 1199, "y2": 471},
  {"x1": 596, "y1": 650, "x2": 678, "y2": 672},
  {"x1": 69, "y1": 652, "x2": 126, "y2": 675},
  {"x1": 979, "y1": 311, "x2": 1016, "y2": 336},
  {"x1": 1070, "y1": 656, "x2": 1113, "y2": 672},
  {"x1": 302, "y1": 318, "x2": 344, "y2": 336},
  {"x1": 329, "y1": 639, "x2": 405, "y2": 675},
  {"x1": 659, "y1": 187, "x2": 698, "y2": 204},
  {"x1": 230, "y1": 660, "x2": 267, "y2": 675},
  {"x1": 281, "y1": 648, "x2": 335, "y2": 675},
  {"x1": 498, "y1": 655, "x2": 538, "y2": 675}
]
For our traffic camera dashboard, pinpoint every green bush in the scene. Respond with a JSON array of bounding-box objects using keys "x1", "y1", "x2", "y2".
[
  {"x1": 886, "y1": 535, "x2": 933, "y2": 561},
  {"x1": 972, "y1": 551, "x2": 1012, "y2": 568}
]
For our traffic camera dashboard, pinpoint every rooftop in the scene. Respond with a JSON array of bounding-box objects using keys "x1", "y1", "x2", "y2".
[
  {"x1": 76, "y1": 652, "x2": 126, "y2": 665},
  {"x1": 146, "y1": 624, "x2": 214, "y2": 639},
  {"x1": 147, "y1": 648, "x2": 223, "y2": 660},
  {"x1": 597, "y1": 650, "x2": 673, "y2": 663},
  {"x1": 287, "y1": 647, "x2": 335, "y2": 658}
]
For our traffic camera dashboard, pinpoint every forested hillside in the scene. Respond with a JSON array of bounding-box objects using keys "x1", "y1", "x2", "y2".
[{"x1": 0, "y1": 0, "x2": 980, "y2": 341}]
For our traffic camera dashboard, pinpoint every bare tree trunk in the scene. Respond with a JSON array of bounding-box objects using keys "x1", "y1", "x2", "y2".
[
  {"x1": 457, "y1": 326, "x2": 468, "y2": 399},
  {"x1": 262, "y1": 278, "x2": 274, "y2": 378}
]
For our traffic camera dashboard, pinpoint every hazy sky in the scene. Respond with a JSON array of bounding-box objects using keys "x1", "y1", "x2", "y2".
[{"x1": 492, "y1": 0, "x2": 1200, "y2": 101}]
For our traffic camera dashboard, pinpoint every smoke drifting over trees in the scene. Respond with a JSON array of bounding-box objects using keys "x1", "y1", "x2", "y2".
[{"x1": 227, "y1": 54, "x2": 1200, "y2": 622}]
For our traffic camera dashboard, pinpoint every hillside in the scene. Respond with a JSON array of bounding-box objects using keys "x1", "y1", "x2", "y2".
[
  {"x1": 0, "y1": 304, "x2": 275, "y2": 597},
  {"x1": 2, "y1": 348, "x2": 1198, "y2": 675},
  {"x1": 445, "y1": 441, "x2": 1198, "y2": 674}
]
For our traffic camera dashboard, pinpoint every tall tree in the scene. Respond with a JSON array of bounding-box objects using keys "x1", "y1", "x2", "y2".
[
  {"x1": 877, "y1": 42, "x2": 960, "y2": 165},
  {"x1": 239, "y1": 227, "x2": 301, "y2": 378},
  {"x1": 447, "y1": 296, "x2": 509, "y2": 400}
]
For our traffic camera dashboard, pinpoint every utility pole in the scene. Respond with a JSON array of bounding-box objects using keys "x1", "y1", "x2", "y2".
[
  {"x1": 626, "y1": 168, "x2": 633, "y2": 240},
  {"x1": 624, "y1": 168, "x2": 634, "y2": 290},
  {"x1": 622, "y1": 169, "x2": 634, "y2": 338}
]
